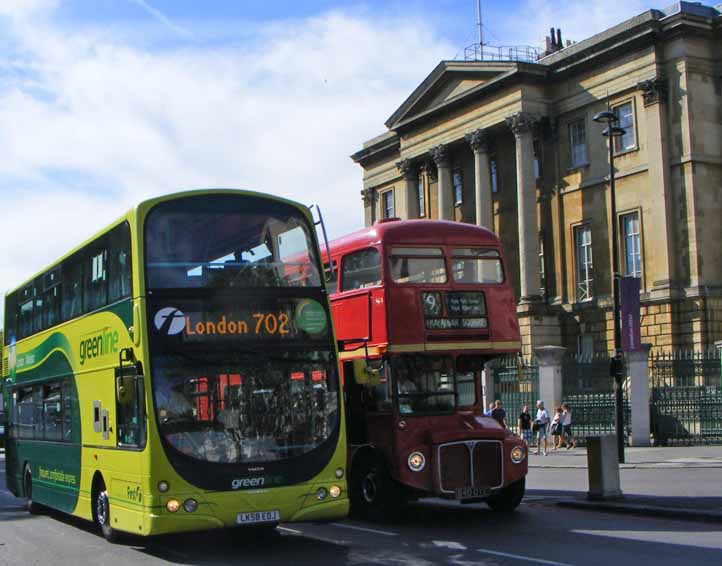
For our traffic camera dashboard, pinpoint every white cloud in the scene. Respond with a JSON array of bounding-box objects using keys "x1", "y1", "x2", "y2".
[{"x1": 0, "y1": 6, "x2": 453, "y2": 322}]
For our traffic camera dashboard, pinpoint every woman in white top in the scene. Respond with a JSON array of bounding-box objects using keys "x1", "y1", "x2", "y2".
[
  {"x1": 535, "y1": 400, "x2": 549, "y2": 455},
  {"x1": 561, "y1": 402, "x2": 576, "y2": 449}
]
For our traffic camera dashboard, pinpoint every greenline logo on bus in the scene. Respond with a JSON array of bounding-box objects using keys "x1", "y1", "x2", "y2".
[{"x1": 79, "y1": 328, "x2": 120, "y2": 365}]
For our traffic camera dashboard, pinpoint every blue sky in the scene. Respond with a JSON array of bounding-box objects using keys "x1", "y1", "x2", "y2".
[{"x1": 0, "y1": 0, "x2": 665, "y2": 314}]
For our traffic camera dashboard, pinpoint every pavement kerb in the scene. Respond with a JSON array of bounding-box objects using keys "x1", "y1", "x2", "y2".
[
  {"x1": 529, "y1": 464, "x2": 722, "y2": 469},
  {"x1": 557, "y1": 500, "x2": 722, "y2": 524}
]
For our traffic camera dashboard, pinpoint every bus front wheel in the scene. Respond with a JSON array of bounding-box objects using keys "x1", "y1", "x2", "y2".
[
  {"x1": 23, "y1": 466, "x2": 40, "y2": 514},
  {"x1": 350, "y1": 456, "x2": 404, "y2": 520},
  {"x1": 93, "y1": 480, "x2": 119, "y2": 542},
  {"x1": 486, "y1": 477, "x2": 525, "y2": 512}
]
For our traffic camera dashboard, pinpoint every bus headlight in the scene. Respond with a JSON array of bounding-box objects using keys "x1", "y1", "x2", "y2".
[
  {"x1": 408, "y1": 451, "x2": 426, "y2": 472},
  {"x1": 329, "y1": 485, "x2": 341, "y2": 498},
  {"x1": 166, "y1": 499, "x2": 180, "y2": 513},
  {"x1": 511, "y1": 446, "x2": 526, "y2": 464},
  {"x1": 183, "y1": 499, "x2": 198, "y2": 513},
  {"x1": 335, "y1": 468, "x2": 344, "y2": 479},
  {"x1": 158, "y1": 481, "x2": 170, "y2": 493},
  {"x1": 316, "y1": 487, "x2": 328, "y2": 501}
]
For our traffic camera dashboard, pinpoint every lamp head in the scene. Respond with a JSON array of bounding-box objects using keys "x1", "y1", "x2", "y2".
[
  {"x1": 602, "y1": 125, "x2": 626, "y2": 138},
  {"x1": 593, "y1": 110, "x2": 616, "y2": 124}
]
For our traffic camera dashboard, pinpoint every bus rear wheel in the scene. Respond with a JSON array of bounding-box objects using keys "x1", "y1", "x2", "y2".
[
  {"x1": 24, "y1": 466, "x2": 40, "y2": 515},
  {"x1": 93, "y1": 480, "x2": 119, "y2": 543},
  {"x1": 486, "y1": 477, "x2": 525, "y2": 512},
  {"x1": 350, "y1": 456, "x2": 404, "y2": 520}
]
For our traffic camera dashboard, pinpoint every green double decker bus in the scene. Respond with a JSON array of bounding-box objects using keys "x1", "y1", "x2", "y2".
[{"x1": 2, "y1": 190, "x2": 348, "y2": 540}]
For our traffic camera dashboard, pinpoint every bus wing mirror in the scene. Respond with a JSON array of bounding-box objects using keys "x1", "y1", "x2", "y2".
[
  {"x1": 116, "y1": 375, "x2": 136, "y2": 405},
  {"x1": 352, "y1": 359, "x2": 380, "y2": 386},
  {"x1": 352, "y1": 359, "x2": 369, "y2": 385}
]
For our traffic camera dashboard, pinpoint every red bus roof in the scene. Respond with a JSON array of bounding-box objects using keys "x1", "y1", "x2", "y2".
[{"x1": 324, "y1": 219, "x2": 500, "y2": 258}]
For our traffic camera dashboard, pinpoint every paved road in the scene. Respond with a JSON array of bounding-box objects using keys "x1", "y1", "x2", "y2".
[{"x1": 2, "y1": 457, "x2": 721, "y2": 566}]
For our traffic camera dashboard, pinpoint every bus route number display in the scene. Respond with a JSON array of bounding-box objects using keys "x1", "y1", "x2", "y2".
[{"x1": 153, "y1": 299, "x2": 328, "y2": 340}]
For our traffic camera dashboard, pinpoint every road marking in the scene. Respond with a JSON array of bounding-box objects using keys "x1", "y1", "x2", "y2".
[
  {"x1": 433, "y1": 540, "x2": 467, "y2": 550},
  {"x1": 277, "y1": 526, "x2": 303, "y2": 534},
  {"x1": 477, "y1": 548, "x2": 575, "y2": 566},
  {"x1": 331, "y1": 523, "x2": 399, "y2": 536}
]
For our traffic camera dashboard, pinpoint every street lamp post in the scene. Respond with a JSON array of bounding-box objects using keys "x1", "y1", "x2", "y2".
[{"x1": 593, "y1": 109, "x2": 627, "y2": 464}]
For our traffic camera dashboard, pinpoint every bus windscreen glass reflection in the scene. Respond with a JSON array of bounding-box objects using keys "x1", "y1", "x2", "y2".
[
  {"x1": 153, "y1": 351, "x2": 339, "y2": 464},
  {"x1": 145, "y1": 196, "x2": 321, "y2": 289}
]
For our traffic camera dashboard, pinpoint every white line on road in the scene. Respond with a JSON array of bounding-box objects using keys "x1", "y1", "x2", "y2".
[
  {"x1": 477, "y1": 548, "x2": 575, "y2": 566},
  {"x1": 433, "y1": 540, "x2": 467, "y2": 550},
  {"x1": 277, "y1": 526, "x2": 303, "y2": 535},
  {"x1": 331, "y1": 523, "x2": 399, "y2": 536}
]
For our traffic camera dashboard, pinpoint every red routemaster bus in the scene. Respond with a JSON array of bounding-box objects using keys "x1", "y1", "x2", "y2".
[{"x1": 323, "y1": 218, "x2": 527, "y2": 517}]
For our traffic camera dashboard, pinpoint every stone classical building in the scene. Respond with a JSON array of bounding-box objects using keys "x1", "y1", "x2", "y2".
[{"x1": 351, "y1": 2, "x2": 722, "y2": 355}]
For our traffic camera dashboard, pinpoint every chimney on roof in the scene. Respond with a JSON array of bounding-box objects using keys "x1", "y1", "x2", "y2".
[
  {"x1": 544, "y1": 27, "x2": 565, "y2": 56},
  {"x1": 557, "y1": 28, "x2": 562, "y2": 48}
]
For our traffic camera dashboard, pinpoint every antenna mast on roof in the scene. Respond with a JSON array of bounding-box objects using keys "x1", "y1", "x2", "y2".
[{"x1": 477, "y1": 0, "x2": 483, "y2": 48}]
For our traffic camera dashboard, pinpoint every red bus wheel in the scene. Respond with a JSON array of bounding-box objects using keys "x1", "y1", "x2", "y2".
[{"x1": 486, "y1": 477, "x2": 525, "y2": 512}]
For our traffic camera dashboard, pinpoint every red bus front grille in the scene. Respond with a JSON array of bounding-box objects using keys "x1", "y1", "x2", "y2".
[
  {"x1": 472, "y1": 442, "x2": 503, "y2": 489},
  {"x1": 439, "y1": 444, "x2": 471, "y2": 491},
  {"x1": 438, "y1": 440, "x2": 503, "y2": 493}
]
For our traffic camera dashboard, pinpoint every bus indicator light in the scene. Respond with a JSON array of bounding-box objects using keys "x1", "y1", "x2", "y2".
[{"x1": 166, "y1": 499, "x2": 180, "y2": 513}]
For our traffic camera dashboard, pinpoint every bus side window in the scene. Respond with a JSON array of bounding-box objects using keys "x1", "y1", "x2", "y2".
[
  {"x1": 108, "y1": 223, "x2": 132, "y2": 302},
  {"x1": 86, "y1": 247, "x2": 109, "y2": 311},
  {"x1": 62, "y1": 259, "x2": 84, "y2": 321},
  {"x1": 341, "y1": 248, "x2": 381, "y2": 291},
  {"x1": 367, "y1": 362, "x2": 392, "y2": 413}
]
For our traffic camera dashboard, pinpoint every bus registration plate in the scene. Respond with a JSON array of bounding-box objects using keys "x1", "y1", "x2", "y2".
[
  {"x1": 236, "y1": 510, "x2": 280, "y2": 524},
  {"x1": 455, "y1": 487, "x2": 489, "y2": 499}
]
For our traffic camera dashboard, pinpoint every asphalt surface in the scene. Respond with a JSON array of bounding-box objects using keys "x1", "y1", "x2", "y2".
[{"x1": 2, "y1": 455, "x2": 721, "y2": 566}]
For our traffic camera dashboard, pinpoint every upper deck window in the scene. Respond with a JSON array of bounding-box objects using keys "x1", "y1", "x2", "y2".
[
  {"x1": 145, "y1": 195, "x2": 321, "y2": 289},
  {"x1": 389, "y1": 247, "x2": 446, "y2": 284},
  {"x1": 451, "y1": 248, "x2": 503, "y2": 284},
  {"x1": 341, "y1": 248, "x2": 381, "y2": 291}
]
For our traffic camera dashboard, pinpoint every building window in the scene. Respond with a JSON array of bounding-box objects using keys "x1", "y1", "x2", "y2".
[
  {"x1": 577, "y1": 334, "x2": 594, "y2": 362},
  {"x1": 417, "y1": 175, "x2": 425, "y2": 217},
  {"x1": 569, "y1": 119, "x2": 588, "y2": 168},
  {"x1": 533, "y1": 140, "x2": 541, "y2": 179},
  {"x1": 491, "y1": 159, "x2": 499, "y2": 193},
  {"x1": 452, "y1": 166, "x2": 463, "y2": 206},
  {"x1": 621, "y1": 212, "x2": 641, "y2": 278},
  {"x1": 613, "y1": 101, "x2": 636, "y2": 152},
  {"x1": 382, "y1": 190, "x2": 394, "y2": 219},
  {"x1": 574, "y1": 223, "x2": 593, "y2": 302},
  {"x1": 539, "y1": 234, "x2": 546, "y2": 298}
]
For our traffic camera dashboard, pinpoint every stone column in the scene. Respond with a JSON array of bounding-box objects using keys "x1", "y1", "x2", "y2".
[
  {"x1": 507, "y1": 112, "x2": 541, "y2": 303},
  {"x1": 361, "y1": 188, "x2": 375, "y2": 227},
  {"x1": 431, "y1": 144, "x2": 453, "y2": 221},
  {"x1": 465, "y1": 129, "x2": 493, "y2": 229},
  {"x1": 482, "y1": 361, "x2": 495, "y2": 412},
  {"x1": 534, "y1": 346, "x2": 566, "y2": 417},
  {"x1": 639, "y1": 77, "x2": 676, "y2": 297},
  {"x1": 627, "y1": 344, "x2": 652, "y2": 447},
  {"x1": 396, "y1": 158, "x2": 419, "y2": 219}
]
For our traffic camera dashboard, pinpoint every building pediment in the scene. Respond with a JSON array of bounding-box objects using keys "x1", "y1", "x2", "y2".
[{"x1": 384, "y1": 60, "x2": 521, "y2": 130}]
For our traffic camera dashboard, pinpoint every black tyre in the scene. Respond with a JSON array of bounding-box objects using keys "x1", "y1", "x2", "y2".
[
  {"x1": 93, "y1": 480, "x2": 120, "y2": 542},
  {"x1": 23, "y1": 466, "x2": 40, "y2": 515},
  {"x1": 349, "y1": 456, "x2": 404, "y2": 520},
  {"x1": 486, "y1": 477, "x2": 525, "y2": 512}
]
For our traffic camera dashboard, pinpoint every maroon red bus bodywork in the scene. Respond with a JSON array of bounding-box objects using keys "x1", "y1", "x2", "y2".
[{"x1": 324, "y1": 219, "x2": 527, "y2": 510}]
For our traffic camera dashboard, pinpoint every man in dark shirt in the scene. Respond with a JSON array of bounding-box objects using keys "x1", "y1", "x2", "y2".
[
  {"x1": 518, "y1": 405, "x2": 532, "y2": 444},
  {"x1": 490, "y1": 400, "x2": 507, "y2": 427}
]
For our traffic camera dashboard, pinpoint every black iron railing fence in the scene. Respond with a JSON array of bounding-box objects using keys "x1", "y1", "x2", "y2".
[{"x1": 650, "y1": 350, "x2": 722, "y2": 445}]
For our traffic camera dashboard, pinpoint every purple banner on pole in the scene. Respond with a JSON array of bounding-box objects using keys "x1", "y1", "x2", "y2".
[{"x1": 621, "y1": 276, "x2": 641, "y2": 352}]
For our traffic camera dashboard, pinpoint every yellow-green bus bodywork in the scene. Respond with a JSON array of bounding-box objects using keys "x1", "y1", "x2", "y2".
[{"x1": 2, "y1": 189, "x2": 348, "y2": 537}]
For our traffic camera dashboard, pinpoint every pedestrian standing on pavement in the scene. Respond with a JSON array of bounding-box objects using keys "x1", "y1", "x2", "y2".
[
  {"x1": 561, "y1": 402, "x2": 576, "y2": 449},
  {"x1": 534, "y1": 400, "x2": 549, "y2": 455},
  {"x1": 518, "y1": 405, "x2": 532, "y2": 445},
  {"x1": 491, "y1": 400, "x2": 507, "y2": 427},
  {"x1": 550, "y1": 407, "x2": 563, "y2": 450}
]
